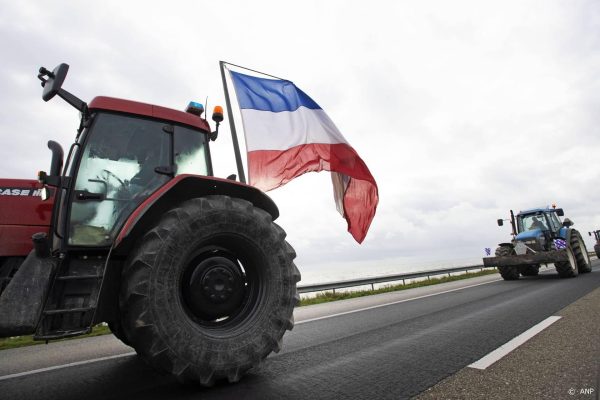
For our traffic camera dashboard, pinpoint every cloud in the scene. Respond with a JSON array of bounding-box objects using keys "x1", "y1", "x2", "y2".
[{"x1": 1, "y1": 0, "x2": 599, "y2": 280}]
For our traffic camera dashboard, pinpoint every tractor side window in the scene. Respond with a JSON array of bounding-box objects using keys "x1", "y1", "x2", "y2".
[
  {"x1": 548, "y1": 213, "x2": 561, "y2": 231},
  {"x1": 69, "y1": 113, "x2": 170, "y2": 246},
  {"x1": 174, "y1": 126, "x2": 209, "y2": 176}
]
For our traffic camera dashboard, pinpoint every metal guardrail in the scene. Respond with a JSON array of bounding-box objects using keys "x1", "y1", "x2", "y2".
[
  {"x1": 297, "y1": 264, "x2": 493, "y2": 294},
  {"x1": 297, "y1": 251, "x2": 598, "y2": 294}
]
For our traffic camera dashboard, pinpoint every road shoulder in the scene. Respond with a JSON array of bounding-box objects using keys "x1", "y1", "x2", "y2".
[{"x1": 415, "y1": 285, "x2": 600, "y2": 399}]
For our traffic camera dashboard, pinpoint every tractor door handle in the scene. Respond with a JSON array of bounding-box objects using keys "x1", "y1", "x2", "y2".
[{"x1": 75, "y1": 190, "x2": 104, "y2": 201}]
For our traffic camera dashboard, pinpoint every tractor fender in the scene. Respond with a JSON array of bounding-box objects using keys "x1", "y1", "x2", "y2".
[
  {"x1": 113, "y1": 174, "x2": 279, "y2": 255},
  {"x1": 557, "y1": 227, "x2": 570, "y2": 241},
  {"x1": 93, "y1": 175, "x2": 278, "y2": 324}
]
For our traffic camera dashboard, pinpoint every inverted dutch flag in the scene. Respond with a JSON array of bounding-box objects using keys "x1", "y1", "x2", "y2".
[{"x1": 229, "y1": 70, "x2": 378, "y2": 243}]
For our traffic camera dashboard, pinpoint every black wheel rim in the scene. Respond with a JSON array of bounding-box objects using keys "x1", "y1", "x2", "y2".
[{"x1": 180, "y1": 235, "x2": 266, "y2": 332}]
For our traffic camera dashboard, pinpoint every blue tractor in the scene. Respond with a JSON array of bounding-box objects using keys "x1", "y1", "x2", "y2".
[{"x1": 483, "y1": 206, "x2": 592, "y2": 280}]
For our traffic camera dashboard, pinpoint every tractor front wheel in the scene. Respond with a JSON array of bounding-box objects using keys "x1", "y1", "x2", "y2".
[
  {"x1": 570, "y1": 230, "x2": 592, "y2": 273},
  {"x1": 520, "y1": 264, "x2": 540, "y2": 276},
  {"x1": 119, "y1": 196, "x2": 300, "y2": 385},
  {"x1": 495, "y1": 246, "x2": 520, "y2": 280},
  {"x1": 555, "y1": 247, "x2": 578, "y2": 278}
]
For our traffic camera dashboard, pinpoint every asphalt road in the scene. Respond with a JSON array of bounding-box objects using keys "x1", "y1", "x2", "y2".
[{"x1": 1, "y1": 263, "x2": 599, "y2": 400}]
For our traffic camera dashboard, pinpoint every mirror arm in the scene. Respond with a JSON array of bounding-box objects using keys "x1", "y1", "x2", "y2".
[{"x1": 57, "y1": 88, "x2": 88, "y2": 114}]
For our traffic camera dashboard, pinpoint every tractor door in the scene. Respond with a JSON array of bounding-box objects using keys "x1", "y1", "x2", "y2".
[
  {"x1": 67, "y1": 113, "x2": 212, "y2": 247},
  {"x1": 68, "y1": 113, "x2": 171, "y2": 246}
]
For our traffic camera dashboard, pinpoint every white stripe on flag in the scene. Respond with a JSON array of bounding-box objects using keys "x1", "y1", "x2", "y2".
[{"x1": 240, "y1": 107, "x2": 348, "y2": 151}]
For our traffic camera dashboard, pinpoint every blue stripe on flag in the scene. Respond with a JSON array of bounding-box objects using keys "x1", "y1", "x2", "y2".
[{"x1": 230, "y1": 71, "x2": 321, "y2": 112}]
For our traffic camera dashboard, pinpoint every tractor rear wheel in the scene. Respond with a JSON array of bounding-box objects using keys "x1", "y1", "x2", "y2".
[
  {"x1": 495, "y1": 246, "x2": 520, "y2": 280},
  {"x1": 555, "y1": 247, "x2": 578, "y2": 278},
  {"x1": 520, "y1": 264, "x2": 540, "y2": 276},
  {"x1": 570, "y1": 231, "x2": 592, "y2": 273},
  {"x1": 119, "y1": 196, "x2": 300, "y2": 386}
]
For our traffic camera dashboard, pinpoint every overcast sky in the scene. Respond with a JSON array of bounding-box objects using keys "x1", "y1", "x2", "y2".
[{"x1": 1, "y1": 1, "x2": 599, "y2": 281}]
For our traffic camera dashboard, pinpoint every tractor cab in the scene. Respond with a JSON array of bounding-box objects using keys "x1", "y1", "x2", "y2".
[
  {"x1": 589, "y1": 230, "x2": 600, "y2": 258},
  {"x1": 67, "y1": 99, "x2": 212, "y2": 247},
  {"x1": 514, "y1": 207, "x2": 567, "y2": 251},
  {"x1": 36, "y1": 65, "x2": 222, "y2": 250}
]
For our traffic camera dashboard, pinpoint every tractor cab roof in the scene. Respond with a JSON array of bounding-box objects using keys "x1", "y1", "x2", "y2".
[
  {"x1": 88, "y1": 96, "x2": 211, "y2": 132},
  {"x1": 517, "y1": 207, "x2": 557, "y2": 216}
]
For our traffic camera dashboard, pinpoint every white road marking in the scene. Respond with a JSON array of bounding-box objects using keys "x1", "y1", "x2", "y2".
[
  {"x1": 296, "y1": 278, "x2": 502, "y2": 325},
  {"x1": 468, "y1": 315, "x2": 562, "y2": 370},
  {"x1": 0, "y1": 352, "x2": 136, "y2": 381}
]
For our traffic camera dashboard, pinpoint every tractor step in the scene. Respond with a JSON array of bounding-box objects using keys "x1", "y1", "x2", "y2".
[
  {"x1": 35, "y1": 255, "x2": 107, "y2": 339},
  {"x1": 56, "y1": 274, "x2": 103, "y2": 281},
  {"x1": 34, "y1": 327, "x2": 92, "y2": 341},
  {"x1": 43, "y1": 306, "x2": 95, "y2": 315}
]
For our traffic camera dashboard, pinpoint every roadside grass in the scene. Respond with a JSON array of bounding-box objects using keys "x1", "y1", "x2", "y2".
[
  {"x1": 0, "y1": 269, "x2": 497, "y2": 351},
  {"x1": 0, "y1": 324, "x2": 111, "y2": 351}
]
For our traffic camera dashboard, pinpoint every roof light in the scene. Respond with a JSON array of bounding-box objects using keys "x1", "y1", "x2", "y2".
[
  {"x1": 186, "y1": 101, "x2": 204, "y2": 116},
  {"x1": 212, "y1": 105, "x2": 224, "y2": 123}
]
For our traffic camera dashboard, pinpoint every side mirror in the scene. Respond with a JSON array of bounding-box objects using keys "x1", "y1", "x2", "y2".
[
  {"x1": 497, "y1": 219, "x2": 504, "y2": 226},
  {"x1": 562, "y1": 218, "x2": 573, "y2": 227},
  {"x1": 39, "y1": 64, "x2": 69, "y2": 102},
  {"x1": 555, "y1": 208, "x2": 564, "y2": 217}
]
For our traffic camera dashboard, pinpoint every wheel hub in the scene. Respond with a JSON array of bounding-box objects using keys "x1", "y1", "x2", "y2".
[
  {"x1": 183, "y1": 256, "x2": 245, "y2": 321},
  {"x1": 201, "y1": 266, "x2": 236, "y2": 303}
]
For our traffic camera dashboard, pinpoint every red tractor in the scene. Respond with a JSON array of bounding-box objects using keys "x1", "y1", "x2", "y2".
[
  {"x1": 0, "y1": 64, "x2": 300, "y2": 385},
  {"x1": 589, "y1": 230, "x2": 600, "y2": 258}
]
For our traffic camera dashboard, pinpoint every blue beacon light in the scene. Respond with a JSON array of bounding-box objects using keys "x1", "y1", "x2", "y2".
[{"x1": 185, "y1": 101, "x2": 204, "y2": 116}]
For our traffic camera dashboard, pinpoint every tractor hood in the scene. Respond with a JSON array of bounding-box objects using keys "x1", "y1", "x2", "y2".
[
  {"x1": 0, "y1": 179, "x2": 53, "y2": 226},
  {"x1": 0, "y1": 179, "x2": 55, "y2": 257},
  {"x1": 515, "y1": 229, "x2": 542, "y2": 241}
]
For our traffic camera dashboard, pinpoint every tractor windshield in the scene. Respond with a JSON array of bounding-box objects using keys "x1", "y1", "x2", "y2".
[
  {"x1": 517, "y1": 213, "x2": 549, "y2": 233},
  {"x1": 68, "y1": 113, "x2": 210, "y2": 246}
]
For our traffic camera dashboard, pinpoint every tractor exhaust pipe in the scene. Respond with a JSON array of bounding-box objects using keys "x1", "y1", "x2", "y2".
[{"x1": 510, "y1": 210, "x2": 517, "y2": 236}]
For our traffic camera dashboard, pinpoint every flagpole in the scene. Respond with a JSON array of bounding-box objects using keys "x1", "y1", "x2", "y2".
[{"x1": 219, "y1": 60, "x2": 246, "y2": 184}]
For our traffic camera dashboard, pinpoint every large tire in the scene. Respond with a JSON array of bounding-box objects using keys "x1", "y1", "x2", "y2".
[
  {"x1": 0, "y1": 257, "x2": 25, "y2": 296},
  {"x1": 495, "y1": 246, "x2": 520, "y2": 280},
  {"x1": 119, "y1": 196, "x2": 300, "y2": 385},
  {"x1": 555, "y1": 247, "x2": 578, "y2": 278},
  {"x1": 594, "y1": 244, "x2": 600, "y2": 259},
  {"x1": 570, "y1": 230, "x2": 592, "y2": 273},
  {"x1": 520, "y1": 264, "x2": 540, "y2": 276},
  {"x1": 108, "y1": 319, "x2": 130, "y2": 346}
]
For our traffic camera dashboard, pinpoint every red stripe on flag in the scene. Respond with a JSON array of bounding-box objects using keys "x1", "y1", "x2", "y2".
[{"x1": 248, "y1": 143, "x2": 378, "y2": 243}]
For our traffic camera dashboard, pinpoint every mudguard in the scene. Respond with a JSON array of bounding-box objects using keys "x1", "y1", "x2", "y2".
[
  {"x1": 113, "y1": 174, "x2": 279, "y2": 254},
  {"x1": 0, "y1": 250, "x2": 57, "y2": 337}
]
